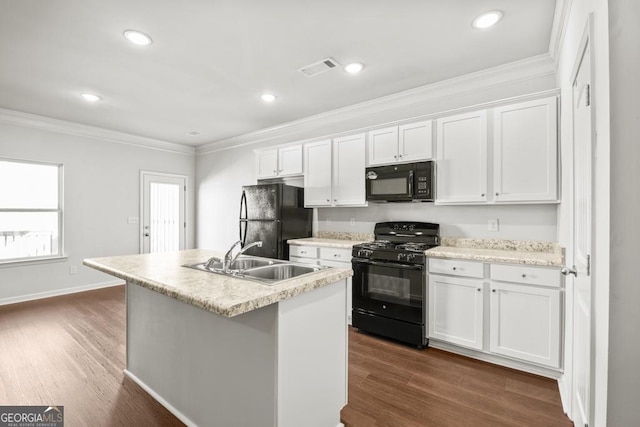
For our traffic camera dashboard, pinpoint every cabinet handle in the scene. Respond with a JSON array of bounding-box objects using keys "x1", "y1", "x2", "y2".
[
  {"x1": 334, "y1": 254, "x2": 341, "y2": 258},
  {"x1": 477, "y1": 288, "x2": 481, "y2": 292},
  {"x1": 326, "y1": 199, "x2": 330, "y2": 202},
  {"x1": 394, "y1": 155, "x2": 397, "y2": 159},
  {"x1": 495, "y1": 192, "x2": 499, "y2": 196},
  {"x1": 300, "y1": 251, "x2": 306, "y2": 255},
  {"x1": 481, "y1": 193, "x2": 485, "y2": 197},
  {"x1": 334, "y1": 199, "x2": 337, "y2": 202},
  {"x1": 398, "y1": 154, "x2": 403, "y2": 158},
  {"x1": 492, "y1": 289, "x2": 497, "y2": 293},
  {"x1": 522, "y1": 273, "x2": 527, "y2": 278},
  {"x1": 279, "y1": 169, "x2": 283, "y2": 173},
  {"x1": 273, "y1": 169, "x2": 277, "y2": 174},
  {"x1": 452, "y1": 267, "x2": 457, "y2": 271}
]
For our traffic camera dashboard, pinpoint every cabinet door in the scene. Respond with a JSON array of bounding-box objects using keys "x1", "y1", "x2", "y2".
[
  {"x1": 333, "y1": 133, "x2": 366, "y2": 206},
  {"x1": 489, "y1": 282, "x2": 561, "y2": 367},
  {"x1": 303, "y1": 140, "x2": 333, "y2": 207},
  {"x1": 278, "y1": 145, "x2": 303, "y2": 176},
  {"x1": 493, "y1": 97, "x2": 558, "y2": 202},
  {"x1": 428, "y1": 274, "x2": 484, "y2": 350},
  {"x1": 368, "y1": 126, "x2": 399, "y2": 166},
  {"x1": 399, "y1": 121, "x2": 433, "y2": 162},
  {"x1": 256, "y1": 148, "x2": 279, "y2": 179},
  {"x1": 435, "y1": 111, "x2": 487, "y2": 204}
]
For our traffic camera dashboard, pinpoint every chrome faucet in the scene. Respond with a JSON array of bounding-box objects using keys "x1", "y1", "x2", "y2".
[{"x1": 223, "y1": 240, "x2": 263, "y2": 271}]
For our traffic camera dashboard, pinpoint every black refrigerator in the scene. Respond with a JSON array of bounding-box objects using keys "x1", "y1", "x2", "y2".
[{"x1": 239, "y1": 184, "x2": 312, "y2": 260}]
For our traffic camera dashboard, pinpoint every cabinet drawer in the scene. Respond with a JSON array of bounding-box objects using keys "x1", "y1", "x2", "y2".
[
  {"x1": 290, "y1": 245, "x2": 318, "y2": 259},
  {"x1": 290, "y1": 256, "x2": 319, "y2": 266},
  {"x1": 490, "y1": 264, "x2": 561, "y2": 288},
  {"x1": 319, "y1": 247, "x2": 352, "y2": 262},
  {"x1": 318, "y1": 259, "x2": 352, "y2": 269},
  {"x1": 428, "y1": 258, "x2": 484, "y2": 278}
]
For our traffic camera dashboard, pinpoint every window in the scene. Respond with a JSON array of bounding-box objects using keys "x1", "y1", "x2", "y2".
[{"x1": 0, "y1": 158, "x2": 63, "y2": 263}]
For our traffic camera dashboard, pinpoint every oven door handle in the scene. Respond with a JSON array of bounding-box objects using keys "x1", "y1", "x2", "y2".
[{"x1": 353, "y1": 258, "x2": 423, "y2": 270}]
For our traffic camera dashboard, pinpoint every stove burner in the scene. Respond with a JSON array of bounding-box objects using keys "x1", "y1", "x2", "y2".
[
  {"x1": 360, "y1": 240, "x2": 392, "y2": 249},
  {"x1": 395, "y1": 242, "x2": 430, "y2": 252}
]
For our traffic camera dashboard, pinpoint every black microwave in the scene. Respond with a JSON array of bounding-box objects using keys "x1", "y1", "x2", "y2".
[{"x1": 365, "y1": 161, "x2": 434, "y2": 202}]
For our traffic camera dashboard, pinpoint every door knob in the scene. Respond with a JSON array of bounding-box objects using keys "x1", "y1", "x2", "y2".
[{"x1": 561, "y1": 266, "x2": 578, "y2": 277}]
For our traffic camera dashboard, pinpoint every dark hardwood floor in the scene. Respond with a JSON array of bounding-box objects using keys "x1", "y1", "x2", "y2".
[
  {"x1": 341, "y1": 329, "x2": 572, "y2": 427},
  {"x1": 0, "y1": 286, "x2": 571, "y2": 426}
]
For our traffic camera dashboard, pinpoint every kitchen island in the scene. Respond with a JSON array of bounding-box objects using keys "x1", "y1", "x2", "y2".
[{"x1": 84, "y1": 249, "x2": 351, "y2": 427}]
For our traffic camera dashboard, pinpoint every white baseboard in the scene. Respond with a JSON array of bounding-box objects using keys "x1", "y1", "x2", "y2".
[
  {"x1": 124, "y1": 369, "x2": 196, "y2": 427},
  {"x1": 0, "y1": 280, "x2": 124, "y2": 306}
]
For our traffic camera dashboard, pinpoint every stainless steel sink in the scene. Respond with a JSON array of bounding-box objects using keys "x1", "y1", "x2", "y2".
[
  {"x1": 242, "y1": 264, "x2": 322, "y2": 282},
  {"x1": 184, "y1": 256, "x2": 275, "y2": 273},
  {"x1": 183, "y1": 256, "x2": 325, "y2": 285}
]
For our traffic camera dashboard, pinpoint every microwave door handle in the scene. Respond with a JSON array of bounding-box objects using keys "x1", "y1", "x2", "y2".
[{"x1": 408, "y1": 170, "x2": 414, "y2": 196}]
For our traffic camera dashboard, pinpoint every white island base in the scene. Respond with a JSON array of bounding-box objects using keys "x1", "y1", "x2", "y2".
[{"x1": 124, "y1": 279, "x2": 348, "y2": 427}]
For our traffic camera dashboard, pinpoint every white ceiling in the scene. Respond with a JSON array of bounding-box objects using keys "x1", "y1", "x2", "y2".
[{"x1": 0, "y1": 0, "x2": 557, "y2": 147}]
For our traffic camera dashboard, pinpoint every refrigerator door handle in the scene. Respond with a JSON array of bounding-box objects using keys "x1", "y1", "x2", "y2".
[{"x1": 239, "y1": 190, "x2": 248, "y2": 220}]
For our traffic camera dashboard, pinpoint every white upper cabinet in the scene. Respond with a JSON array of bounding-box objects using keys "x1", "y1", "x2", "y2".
[
  {"x1": 435, "y1": 95, "x2": 559, "y2": 205},
  {"x1": 303, "y1": 140, "x2": 333, "y2": 206},
  {"x1": 436, "y1": 111, "x2": 488, "y2": 204},
  {"x1": 368, "y1": 126, "x2": 398, "y2": 166},
  {"x1": 368, "y1": 121, "x2": 433, "y2": 166},
  {"x1": 333, "y1": 133, "x2": 367, "y2": 206},
  {"x1": 493, "y1": 97, "x2": 558, "y2": 202},
  {"x1": 256, "y1": 145, "x2": 303, "y2": 179},
  {"x1": 399, "y1": 121, "x2": 433, "y2": 162},
  {"x1": 303, "y1": 134, "x2": 366, "y2": 207},
  {"x1": 256, "y1": 148, "x2": 279, "y2": 179}
]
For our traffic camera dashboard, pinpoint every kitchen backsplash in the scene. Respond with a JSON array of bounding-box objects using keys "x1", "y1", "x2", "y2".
[{"x1": 314, "y1": 202, "x2": 558, "y2": 242}]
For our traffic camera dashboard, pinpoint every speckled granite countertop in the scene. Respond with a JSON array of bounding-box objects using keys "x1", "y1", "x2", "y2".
[
  {"x1": 288, "y1": 231, "x2": 374, "y2": 249},
  {"x1": 83, "y1": 249, "x2": 352, "y2": 318},
  {"x1": 426, "y1": 237, "x2": 565, "y2": 267}
]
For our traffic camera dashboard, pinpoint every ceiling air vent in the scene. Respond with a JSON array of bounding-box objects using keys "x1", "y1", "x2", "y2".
[{"x1": 298, "y1": 58, "x2": 340, "y2": 77}]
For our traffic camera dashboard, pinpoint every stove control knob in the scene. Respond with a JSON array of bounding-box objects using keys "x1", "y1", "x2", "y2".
[
  {"x1": 397, "y1": 253, "x2": 406, "y2": 261},
  {"x1": 406, "y1": 254, "x2": 416, "y2": 261}
]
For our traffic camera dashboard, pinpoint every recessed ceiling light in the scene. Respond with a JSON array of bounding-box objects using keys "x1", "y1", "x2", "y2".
[
  {"x1": 186, "y1": 131, "x2": 201, "y2": 136},
  {"x1": 261, "y1": 93, "x2": 277, "y2": 103},
  {"x1": 472, "y1": 11, "x2": 503, "y2": 29},
  {"x1": 123, "y1": 30, "x2": 153, "y2": 46},
  {"x1": 344, "y1": 62, "x2": 364, "y2": 75},
  {"x1": 81, "y1": 93, "x2": 102, "y2": 102}
]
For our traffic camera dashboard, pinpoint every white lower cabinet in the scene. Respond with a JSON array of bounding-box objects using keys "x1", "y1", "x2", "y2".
[
  {"x1": 290, "y1": 245, "x2": 354, "y2": 324},
  {"x1": 427, "y1": 258, "x2": 563, "y2": 371},
  {"x1": 428, "y1": 274, "x2": 484, "y2": 350},
  {"x1": 489, "y1": 280, "x2": 561, "y2": 368}
]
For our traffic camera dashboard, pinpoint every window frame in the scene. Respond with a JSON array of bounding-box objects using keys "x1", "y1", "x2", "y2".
[{"x1": 0, "y1": 157, "x2": 65, "y2": 265}]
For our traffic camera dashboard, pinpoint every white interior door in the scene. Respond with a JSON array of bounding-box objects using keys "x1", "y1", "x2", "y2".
[
  {"x1": 141, "y1": 172, "x2": 186, "y2": 254},
  {"x1": 570, "y1": 33, "x2": 593, "y2": 427}
]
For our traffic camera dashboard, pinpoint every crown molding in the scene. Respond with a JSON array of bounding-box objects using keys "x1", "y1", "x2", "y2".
[
  {"x1": 197, "y1": 54, "x2": 555, "y2": 155},
  {"x1": 548, "y1": 0, "x2": 573, "y2": 66},
  {"x1": 0, "y1": 108, "x2": 195, "y2": 156}
]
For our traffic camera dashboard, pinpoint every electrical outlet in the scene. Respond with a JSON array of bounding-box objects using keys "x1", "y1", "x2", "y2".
[
  {"x1": 349, "y1": 218, "x2": 356, "y2": 227},
  {"x1": 128, "y1": 216, "x2": 139, "y2": 224},
  {"x1": 69, "y1": 266, "x2": 78, "y2": 275},
  {"x1": 487, "y1": 219, "x2": 499, "y2": 232}
]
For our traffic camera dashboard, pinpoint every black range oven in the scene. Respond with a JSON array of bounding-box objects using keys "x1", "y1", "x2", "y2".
[{"x1": 352, "y1": 221, "x2": 439, "y2": 349}]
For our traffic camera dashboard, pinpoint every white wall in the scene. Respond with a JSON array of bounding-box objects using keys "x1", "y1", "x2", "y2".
[
  {"x1": 0, "y1": 119, "x2": 195, "y2": 303},
  {"x1": 606, "y1": 0, "x2": 639, "y2": 424},
  {"x1": 196, "y1": 62, "x2": 559, "y2": 250},
  {"x1": 554, "y1": 0, "x2": 611, "y2": 424}
]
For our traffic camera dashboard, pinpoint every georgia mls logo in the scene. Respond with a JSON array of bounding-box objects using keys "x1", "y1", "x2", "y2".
[{"x1": 0, "y1": 405, "x2": 64, "y2": 427}]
